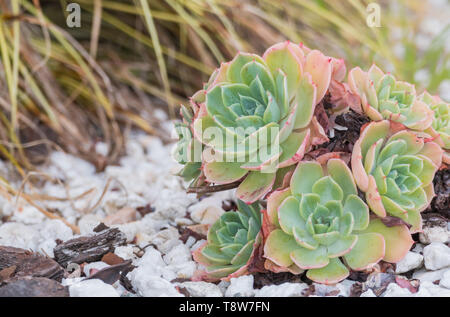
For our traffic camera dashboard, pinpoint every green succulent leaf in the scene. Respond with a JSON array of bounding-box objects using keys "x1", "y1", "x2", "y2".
[
  {"x1": 278, "y1": 196, "x2": 304, "y2": 235},
  {"x1": 265, "y1": 158, "x2": 386, "y2": 285},
  {"x1": 306, "y1": 258, "x2": 349, "y2": 285},
  {"x1": 264, "y1": 229, "x2": 299, "y2": 267},
  {"x1": 194, "y1": 200, "x2": 262, "y2": 280},
  {"x1": 312, "y1": 176, "x2": 344, "y2": 204},
  {"x1": 349, "y1": 64, "x2": 434, "y2": 131},
  {"x1": 290, "y1": 246, "x2": 329, "y2": 269},
  {"x1": 352, "y1": 120, "x2": 441, "y2": 231},
  {"x1": 177, "y1": 43, "x2": 337, "y2": 203},
  {"x1": 291, "y1": 161, "x2": 324, "y2": 195}
]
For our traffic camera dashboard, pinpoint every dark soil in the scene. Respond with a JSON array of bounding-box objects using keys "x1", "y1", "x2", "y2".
[
  {"x1": 425, "y1": 168, "x2": 450, "y2": 219},
  {"x1": 322, "y1": 110, "x2": 370, "y2": 154},
  {"x1": 253, "y1": 271, "x2": 303, "y2": 289}
]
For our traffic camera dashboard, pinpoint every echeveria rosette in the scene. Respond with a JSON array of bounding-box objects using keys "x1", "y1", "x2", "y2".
[
  {"x1": 192, "y1": 41, "x2": 335, "y2": 203},
  {"x1": 192, "y1": 200, "x2": 262, "y2": 281},
  {"x1": 352, "y1": 120, "x2": 443, "y2": 233},
  {"x1": 419, "y1": 92, "x2": 450, "y2": 164},
  {"x1": 263, "y1": 159, "x2": 412, "y2": 285},
  {"x1": 173, "y1": 92, "x2": 204, "y2": 182},
  {"x1": 348, "y1": 65, "x2": 434, "y2": 131}
]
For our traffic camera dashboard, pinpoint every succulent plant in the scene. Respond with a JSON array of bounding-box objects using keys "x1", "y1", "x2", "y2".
[
  {"x1": 418, "y1": 91, "x2": 450, "y2": 164},
  {"x1": 183, "y1": 41, "x2": 339, "y2": 203},
  {"x1": 352, "y1": 120, "x2": 443, "y2": 232},
  {"x1": 173, "y1": 93, "x2": 203, "y2": 183},
  {"x1": 348, "y1": 65, "x2": 434, "y2": 131},
  {"x1": 192, "y1": 200, "x2": 262, "y2": 281},
  {"x1": 263, "y1": 159, "x2": 412, "y2": 284}
]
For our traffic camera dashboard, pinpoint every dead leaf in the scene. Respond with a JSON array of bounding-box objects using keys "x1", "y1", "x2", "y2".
[
  {"x1": 136, "y1": 204, "x2": 155, "y2": 217},
  {"x1": 0, "y1": 266, "x2": 16, "y2": 283},
  {"x1": 102, "y1": 252, "x2": 125, "y2": 265},
  {"x1": 87, "y1": 260, "x2": 133, "y2": 285},
  {"x1": 395, "y1": 276, "x2": 419, "y2": 293},
  {"x1": 176, "y1": 286, "x2": 191, "y2": 297},
  {"x1": 186, "y1": 224, "x2": 210, "y2": 240},
  {"x1": 103, "y1": 207, "x2": 137, "y2": 226},
  {"x1": 93, "y1": 222, "x2": 109, "y2": 233},
  {"x1": 302, "y1": 284, "x2": 316, "y2": 297},
  {"x1": 246, "y1": 236, "x2": 266, "y2": 274},
  {"x1": 349, "y1": 282, "x2": 363, "y2": 297},
  {"x1": 380, "y1": 216, "x2": 412, "y2": 229}
]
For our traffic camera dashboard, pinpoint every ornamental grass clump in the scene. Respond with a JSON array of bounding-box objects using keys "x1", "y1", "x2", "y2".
[
  {"x1": 351, "y1": 120, "x2": 443, "y2": 232},
  {"x1": 176, "y1": 41, "x2": 346, "y2": 203},
  {"x1": 263, "y1": 159, "x2": 413, "y2": 284},
  {"x1": 348, "y1": 65, "x2": 434, "y2": 131},
  {"x1": 192, "y1": 200, "x2": 262, "y2": 281}
]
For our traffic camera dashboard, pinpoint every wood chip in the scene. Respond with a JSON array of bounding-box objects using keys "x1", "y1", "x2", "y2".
[
  {"x1": 87, "y1": 260, "x2": 133, "y2": 285},
  {"x1": 0, "y1": 277, "x2": 69, "y2": 297},
  {"x1": 53, "y1": 228, "x2": 126, "y2": 267},
  {"x1": 136, "y1": 204, "x2": 155, "y2": 217},
  {"x1": 101, "y1": 252, "x2": 125, "y2": 265},
  {"x1": 0, "y1": 246, "x2": 64, "y2": 281},
  {"x1": 0, "y1": 266, "x2": 16, "y2": 283}
]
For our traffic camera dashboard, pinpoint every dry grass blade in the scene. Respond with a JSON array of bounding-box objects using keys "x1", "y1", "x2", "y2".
[{"x1": 137, "y1": 0, "x2": 175, "y2": 119}]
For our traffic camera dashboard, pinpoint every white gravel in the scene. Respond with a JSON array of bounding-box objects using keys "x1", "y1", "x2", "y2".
[
  {"x1": 255, "y1": 283, "x2": 308, "y2": 297},
  {"x1": 423, "y1": 243, "x2": 450, "y2": 270},
  {"x1": 225, "y1": 276, "x2": 255, "y2": 297},
  {"x1": 395, "y1": 251, "x2": 424, "y2": 274},
  {"x1": 69, "y1": 279, "x2": 120, "y2": 297},
  {"x1": 177, "y1": 281, "x2": 223, "y2": 297}
]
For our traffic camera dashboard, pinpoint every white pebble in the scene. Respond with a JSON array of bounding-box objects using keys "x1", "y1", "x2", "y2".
[
  {"x1": 423, "y1": 243, "x2": 450, "y2": 270},
  {"x1": 413, "y1": 267, "x2": 448, "y2": 283},
  {"x1": 419, "y1": 281, "x2": 450, "y2": 297},
  {"x1": 178, "y1": 282, "x2": 223, "y2": 297},
  {"x1": 225, "y1": 275, "x2": 255, "y2": 297},
  {"x1": 69, "y1": 279, "x2": 120, "y2": 297},
  {"x1": 114, "y1": 245, "x2": 136, "y2": 260},
  {"x1": 78, "y1": 214, "x2": 102, "y2": 235},
  {"x1": 0, "y1": 222, "x2": 40, "y2": 250},
  {"x1": 419, "y1": 226, "x2": 449, "y2": 244},
  {"x1": 360, "y1": 289, "x2": 376, "y2": 297},
  {"x1": 128, "y1": 272, "x2": 182, "y2": 297},
  {"x1": 382, "y1": 283, "x2": 412, "y2": 297},
  {"x1": 255, "y1": 283, "x2": 308, "y2": 297},
  {"x1": 439, "y1": 269, "x2": 450, "y2": 289},
  {"x1": 395, "y1": 251, "x2": 424, "y2": 273},
  {"x1": 164, "y1": 244, "x2": 191, "y2": 265}
]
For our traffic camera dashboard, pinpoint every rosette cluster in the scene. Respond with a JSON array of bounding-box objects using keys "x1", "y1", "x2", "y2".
[
  {"x1": 193, "y1": 200, "x2": 262, "y2": 281},
  {"x1": 263, "y1": 159, "x2": 413, "y2": 284},
  {"x1": 352, "y1": 120, "x2": 443, "y2": 232},
  {"x1": 176, "y1": 41, "x2": 448, "y2": 285},
  {"x1": 178, "y1": 41, "x2": 344, "y2": 203},
  {"x1": 348, "y1": 65, "x2": 434, "y2": 131}
]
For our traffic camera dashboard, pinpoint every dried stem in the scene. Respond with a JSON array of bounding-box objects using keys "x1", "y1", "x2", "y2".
[{"x1": 187, "y1": 181, "x2": 241, "y2": 195}]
